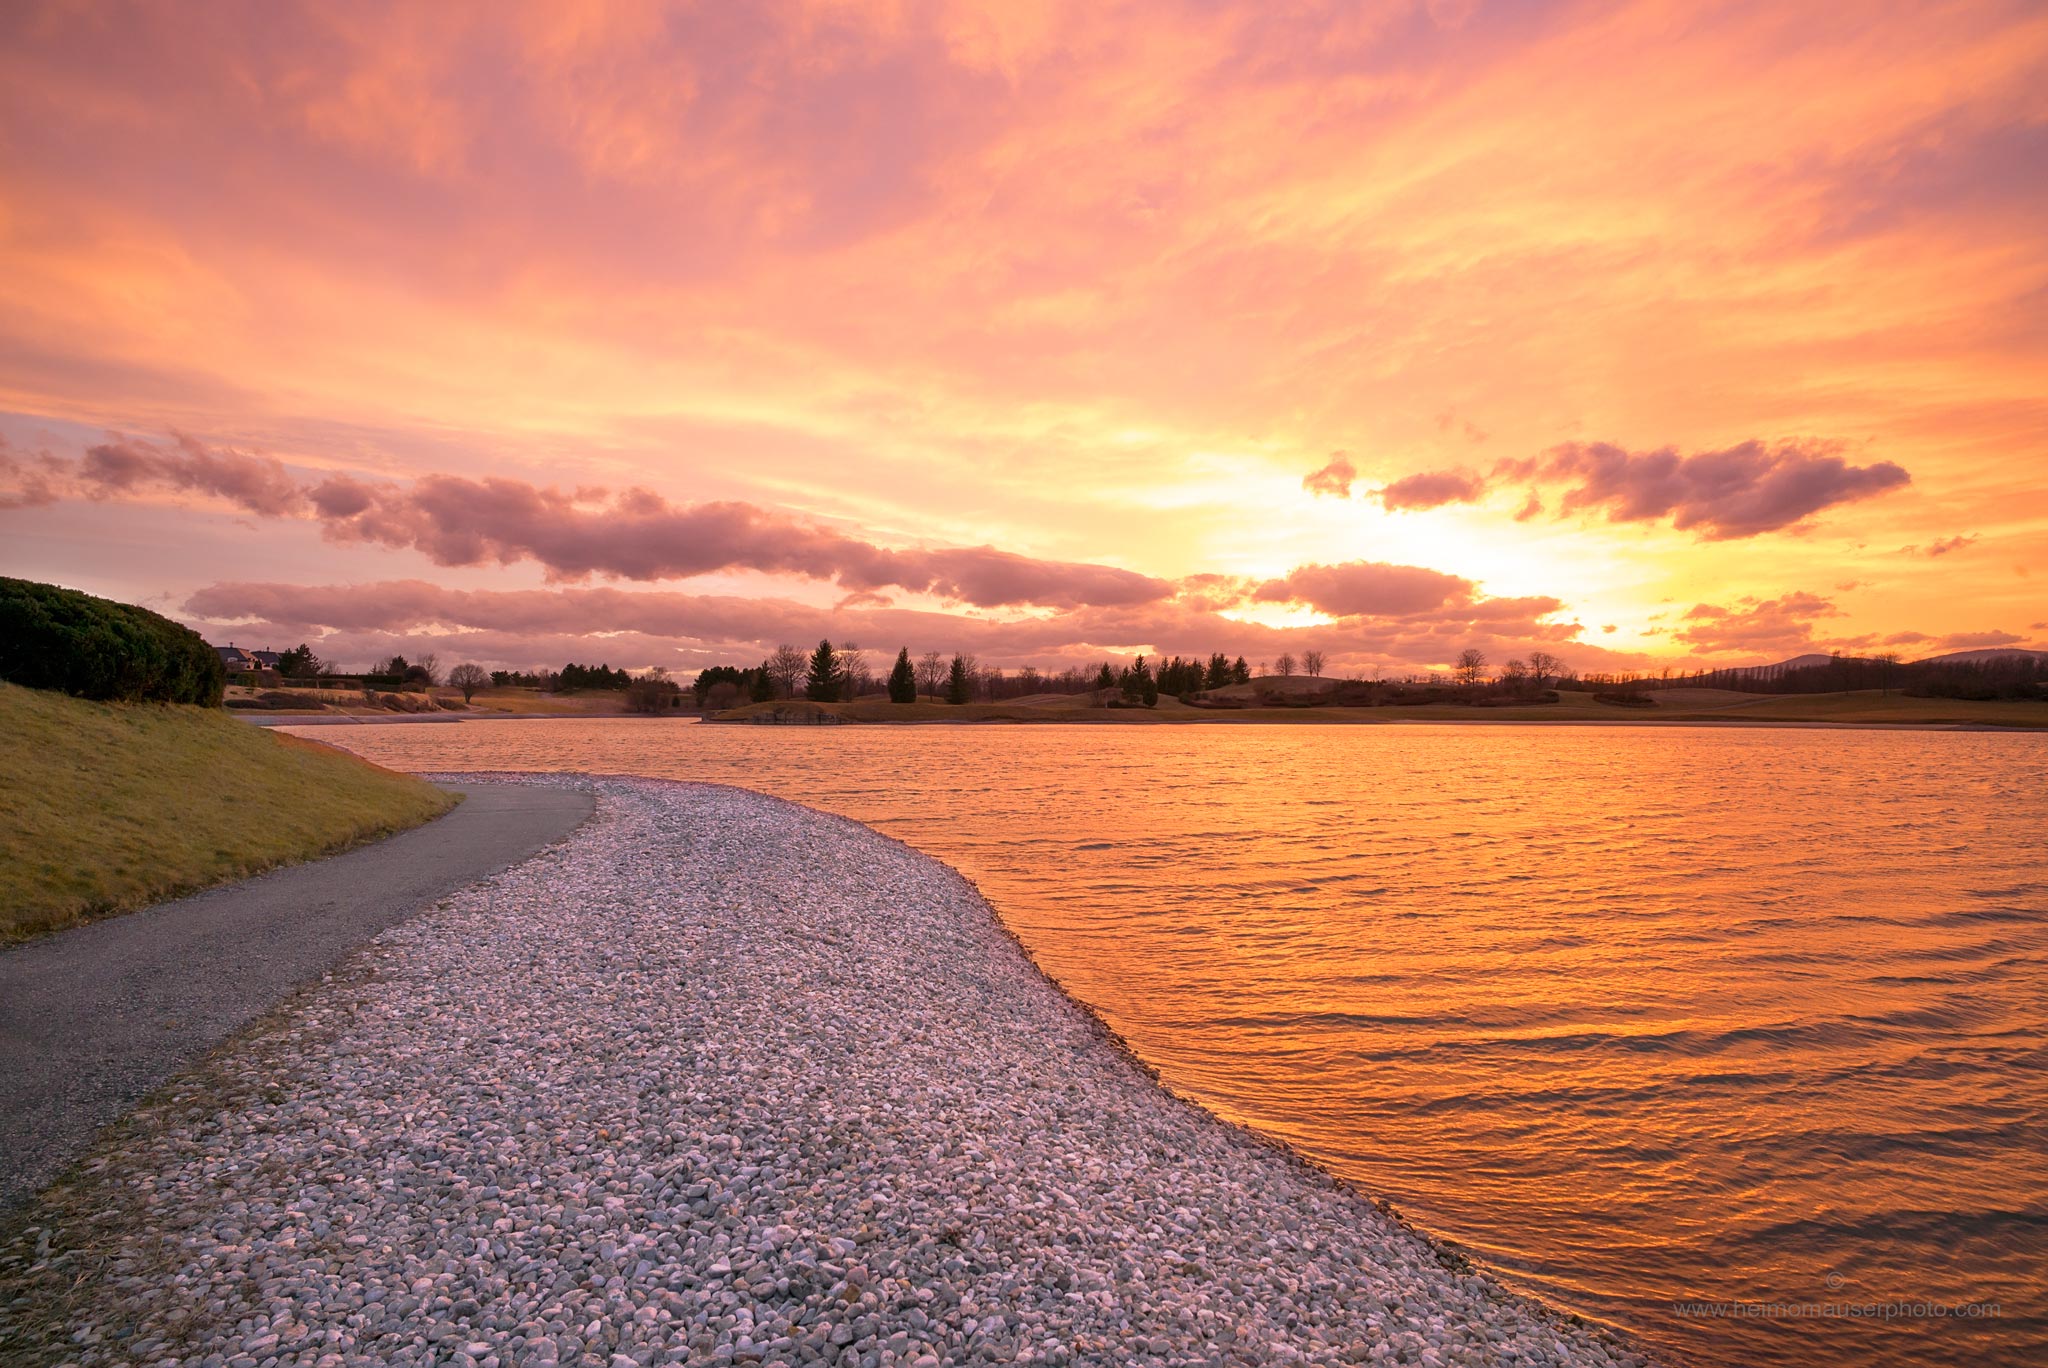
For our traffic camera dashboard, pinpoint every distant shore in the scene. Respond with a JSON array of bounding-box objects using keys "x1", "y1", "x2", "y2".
[
  {"x1": 242, "y1": 706, "x2": 2048, "y2": 733},
  {"x1": 230, "y1": 682, "x2": 2048, "y2": 732},
  {"x1": 699, "y1": 687, "x2": 2048, "y2": 731}
]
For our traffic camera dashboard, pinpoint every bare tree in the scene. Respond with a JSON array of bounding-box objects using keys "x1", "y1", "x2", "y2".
[
  {"x1": 838, "y1": 641, "x2": 871, "y2": 698},
  {"x1": 624, "y1": 667, "x2": 680, "y2": 714},
  {"x1": 1453, "y1": 648, "x2": 1488, "y2": 688},
  {"x1": 1526, "y1": 650, "x2": 1562, "y2": 689},
  {"x1": 447, "y1": 662, "x2": 489, "y2": 703},
  {"x1": 1275, "y1": 652, "x2": 1297, "y2": 678},
  {"x1": 411, "y1": 652, "x2": 441, "y2": 686},
  {"x1": 769, "y1": 644, "x2": 807, "y2": 698},
  {"x1": 1302, "y1": 649, "x2": 1326, "y2": 678},
  {"x1": 917, "y1": 650, "x2": 945, "y2": 700},
  {"x1": 1501, "y1": 658, "x2": 1530, "y2": 690}
]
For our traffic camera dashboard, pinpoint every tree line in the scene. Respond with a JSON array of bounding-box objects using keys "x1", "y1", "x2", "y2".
[
  {"x1": 688, "y1": 641, "x2": 1289, "y2": 709},
  {"x1": 216, "y1": 637, "x2": 1597, "y2": 712},
  {"x1": 1621, "y1": 651, "x2": 2047, "y2": 700},
  {"x1": 210, "y1": 631, "x2": 2048, "y2": 712}
]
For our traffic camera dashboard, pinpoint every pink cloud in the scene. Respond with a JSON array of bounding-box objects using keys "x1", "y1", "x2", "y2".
[
  {"x1": 1498, "y1": 440, "x2": 1910, "y2": 539},
  {"x1": 1674, "y1": 591, "x2": 1841, "y2": 654},
  {"x1": 1251, "y1": 560, "x2": 1478, "y2": 618},
  {"x1": 1377, "y1": 468, "x2": 1485, "y2": 512},
  {"x1": 1936, "y1": 629, "x2": 2024, "y2": 650},
  {"x1": 0, "y1": 437, "x2": 64, "y2": 510},
  {"x1": 59, "y1": 435, "x2": 1177, "y2": 611},
  {"x1": 80, "y1": 434, "x2": 306, "y2": 517},
  {"x1": 1302, "y1": 453, "x2": 1357, "y2": 498}
]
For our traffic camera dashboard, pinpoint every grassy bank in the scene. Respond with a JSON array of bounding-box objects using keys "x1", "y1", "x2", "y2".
[
  {"x1": 707, "y1": 688, "x2": 2048, "y2": 728},
  {"x1": 222, "y1": 684, "x2": 639, "y2": 718},
  {"x1": 1642, "y1": 689, "x2": 2048, "y2": 726},
  {"x1": 0, "y1": 683, "x2": 457, "y2": 942}
]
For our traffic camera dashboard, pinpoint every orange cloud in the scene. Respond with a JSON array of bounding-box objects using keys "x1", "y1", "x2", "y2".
[{"x1": 0, "y1": 0, "x2": 2043, "y2": 660}]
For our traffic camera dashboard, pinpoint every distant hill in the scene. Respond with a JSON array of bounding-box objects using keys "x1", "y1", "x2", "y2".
[
  {"x1": 1736, "y1": 647, "x2": 2044, "y2": 673},
  {"x1": 1675, "y1": 644, "x2": 2045, "y2": 704},
  {"x1": 1914, "y1": 647, "x2": 2048, "y2": 666},
  {"x1": 1751, "y1": 653, "x2": 1839, "y2": 672}
]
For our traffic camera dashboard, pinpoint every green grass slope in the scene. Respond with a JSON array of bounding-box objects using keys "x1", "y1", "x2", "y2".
[
  {"x1": 0, "y1": 682, "x2": 457, "y2": 941},
  {"x1": 1648, "y1": 689, "x2": 2048, "y2": 726}
]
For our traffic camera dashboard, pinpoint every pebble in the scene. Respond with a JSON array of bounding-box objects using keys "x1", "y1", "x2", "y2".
[{"x1": 2, "y1": 778, "x2": 1652, "y2": 1367}]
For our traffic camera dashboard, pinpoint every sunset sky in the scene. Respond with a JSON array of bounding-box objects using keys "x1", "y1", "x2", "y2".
[{"x1": 3, "y1": 0, "x2": 2044, "y2": 678}]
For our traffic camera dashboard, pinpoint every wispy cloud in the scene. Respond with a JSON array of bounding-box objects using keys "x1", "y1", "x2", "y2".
[
  {"x1": 0, "y1": 436, "x2": 64, "y2": 510},
  {"x1": 1905, "y1": 533, "x2": 1979, "y2": 557},
  {"x1": 1674, "y1": 591, "x2": 1842, "y2": 654}
]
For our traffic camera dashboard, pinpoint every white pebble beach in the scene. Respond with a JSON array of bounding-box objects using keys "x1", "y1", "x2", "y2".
[{"x1": 3, "y1": 777, "x2": 1653, "y2": 1367}]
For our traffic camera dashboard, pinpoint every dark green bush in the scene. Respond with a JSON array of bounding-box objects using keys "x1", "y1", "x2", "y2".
[{"x1": 0, "y1": 577, "x2": 226, "y2": 705}]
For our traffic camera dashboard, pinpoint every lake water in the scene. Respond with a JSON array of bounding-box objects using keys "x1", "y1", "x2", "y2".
[{"x1": 285, "y1": 718, "x2": 2048, "y2": 1368}]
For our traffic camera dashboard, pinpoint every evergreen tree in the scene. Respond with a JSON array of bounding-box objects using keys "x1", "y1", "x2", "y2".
[
  {"x1": 749, "y1": 665, "x2": 775, "y2": 703},
  {"x1": 1231, "y1": 655, "x2": 1252, "y2": 685},
  {"x1": 277, "y1": 643, "x2": 321, "y2": 678},
  {"x1": 805, "y1": 639, "x2": 842, "y2": 701},
  {"x1": 1206, "y1": 652, "x2": 1231, "y2": 690},
  {"x1": 1094, "y1": 662, "x2": 1116, "y2": 691},
  {"x1": 946, "y1": 654, "x2": 972, "y2": 704},
  {"x1": 887, "y1": 647, "x2": 917, "y2": 703},
  {"x1": 1159, "y1": 655, "x2": 1199, "y2": 696},
  {"x1": 1123, "y1": 654, "x2": 1154, "y2": 705}
]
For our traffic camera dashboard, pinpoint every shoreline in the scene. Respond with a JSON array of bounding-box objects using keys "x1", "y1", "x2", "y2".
[
  {"x1": 2, "y1": 774, "x2": 1656, "y2": 1367},
  {"x1": 246, "y1": 708, "x2": 2047, "y2": 733},
  {"x1": 820, "y1": 788, "x2": 1651, "y2": 1356},
  {"x1": 704, "y1": 714, "x2": 2045, "y2": 733}
]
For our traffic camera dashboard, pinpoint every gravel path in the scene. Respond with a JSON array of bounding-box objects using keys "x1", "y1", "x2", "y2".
[
  {"x1": 0, "y1": 781, "x2": 595, "y2": 1215},
  {"x1": 1, "y1": 778, "x2": 1649, "y2": 1368}
]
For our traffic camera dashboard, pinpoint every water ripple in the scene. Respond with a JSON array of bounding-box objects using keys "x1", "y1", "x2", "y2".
[{"x1": 293, "y1": 720, "x2": 2048, "y2": 1368}]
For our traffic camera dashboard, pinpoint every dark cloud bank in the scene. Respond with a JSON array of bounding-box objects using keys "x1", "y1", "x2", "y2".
[
  {"x1": 75, "y1": 435, "x2": 1173, "y2": 611},
  {"x1": 1304, "y1": 437, "x2": 1910, "y2": 537},
  {"x1": 18, "y1": 431, "x2": 1610, "y2": 671}
]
